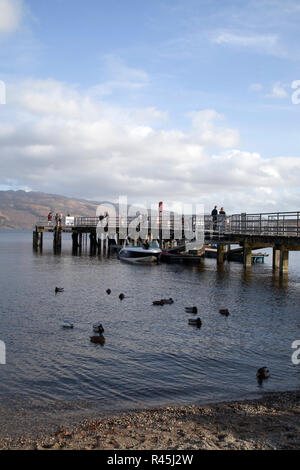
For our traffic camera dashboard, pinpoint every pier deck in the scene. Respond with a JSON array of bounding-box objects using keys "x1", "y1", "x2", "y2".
[{"x1": 33, "y1": 211, "x2": 300, "y2": 274}]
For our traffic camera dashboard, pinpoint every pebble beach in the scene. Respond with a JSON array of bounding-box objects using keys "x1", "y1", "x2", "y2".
[{"x1": 0, "y1": 391, "x2": 299, "y2": 450}]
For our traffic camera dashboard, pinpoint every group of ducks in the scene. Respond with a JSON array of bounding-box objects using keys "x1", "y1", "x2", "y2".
[
  {"x1": 57, "y1": 287, "x2": 270, "y2": 383},
  {"x1": 58, "y1": 286, "x2": 126, "y2": 345},
  {"x1": 107, "y1": 289, "x2": 125, "y2": 300},
  {"x1": 152, "y1": 299, "x2": 230, "y2": 329},
  {"x1": 91, "y1": 289, "x2": 127, "y2": 342},
  {"x1": 151, "y1": 298, "x2": 270, "y2": 383}
]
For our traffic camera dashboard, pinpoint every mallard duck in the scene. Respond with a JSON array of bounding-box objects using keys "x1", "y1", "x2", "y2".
[
  {"x1": 256, "y1": 367, "x2": 270, "y2": 379},
  {"x1": 55, "y1": 287, "x2": 64, "y2": 293},
  {"x1": 61, "y1": 321, "x2": 74, "y2": 329},
  {"x1": 153, "y1": 300, "x2": 165, "y2": 306},
  {"x1": 90, "y1": 335, "x2": 105, "y2": 344},
  {"x1": 188, "y1": 318, "x2": 202, "y2": 328},
  {"x1": 185, "y1": 307, "x2": 198, "y2": 314},
  {"x1": 219, "y1": 309, "x2": 230, "y2": 317}
]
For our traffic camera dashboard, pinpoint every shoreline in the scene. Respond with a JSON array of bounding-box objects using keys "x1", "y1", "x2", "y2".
[{"x1": 1, "y1": 390, "x2": 299, "y2": 450}]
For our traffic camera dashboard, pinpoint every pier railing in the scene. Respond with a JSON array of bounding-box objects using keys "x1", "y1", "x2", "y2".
[
  {"x1": 36, "y1": 212, "x2": 300, "y2": 238},
  {"x1": 75, "y1": 215, "x2": 204, "y2": 238},
  {"x1": 225, "y1": 212, "x2": 300, "y2": 237}
]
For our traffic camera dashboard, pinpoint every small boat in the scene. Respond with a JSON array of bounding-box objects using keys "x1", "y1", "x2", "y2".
[
  {"x1": 119, "y1": 241, "x2": 161, "y2": 264},
  {"x1": 61, "y1": 321, "x2": 74, "y2": 329}
]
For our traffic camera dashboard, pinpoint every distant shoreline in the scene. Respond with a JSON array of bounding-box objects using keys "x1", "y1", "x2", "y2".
[{"x1": 1, "y1": 390, "x2": 299, "y2": 450}]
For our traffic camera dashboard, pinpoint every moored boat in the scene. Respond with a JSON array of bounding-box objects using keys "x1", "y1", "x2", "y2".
[{"x1": 119, "y1": 241, "x2": 161, "y2": 264}]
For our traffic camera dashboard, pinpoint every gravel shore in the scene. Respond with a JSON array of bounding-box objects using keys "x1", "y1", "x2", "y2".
[{"x1": 1, "y1": 391, "x2": 299, "y2": 450}]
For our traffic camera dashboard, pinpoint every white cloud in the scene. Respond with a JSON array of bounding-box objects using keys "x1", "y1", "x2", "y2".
[
  {"x1": 1, "y1": 79, "x2": 300, "y2": 212},
  {"x1": 211, "y1": 30, "x2": 282, "y2": 56},
  {"x1": 266, "y1": 81, "x2": 288, "y2": 98},
  {"x1": 0, "y1": 0, "x2": 23, "y2": 34},
  {"x1": 90, "y1": 55, "x2": 150, "y2": 97},
  {"x1": 189, "y1": 110, "x2": 240, "y2": 148}
]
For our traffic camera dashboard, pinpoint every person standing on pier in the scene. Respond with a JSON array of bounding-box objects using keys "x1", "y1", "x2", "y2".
[
  {"x1": 211, "y1": 206, "x2": 218, "y2": 232},
  {"x1": 219, "y1": 207, "x2": 226, "y2": 233},
  {"x1": 47, "y1": 211, "x2": 53, "y2": 226}
]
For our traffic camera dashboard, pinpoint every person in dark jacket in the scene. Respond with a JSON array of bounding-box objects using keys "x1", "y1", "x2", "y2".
[{"x1": 211, "y1": 205, "x2": 218, "y2": 232}]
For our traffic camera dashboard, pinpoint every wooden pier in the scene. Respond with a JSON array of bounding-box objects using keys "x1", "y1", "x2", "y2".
[{"x1": 33, "y1": 211, "x2": 300, "y2": 274}]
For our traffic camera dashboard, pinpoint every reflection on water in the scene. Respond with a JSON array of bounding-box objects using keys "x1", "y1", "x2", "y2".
[{"x1": 0, "y1": 231, "x2": 299, "y2": 419}]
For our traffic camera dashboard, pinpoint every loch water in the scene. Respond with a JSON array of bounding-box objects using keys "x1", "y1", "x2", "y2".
[{"x1": 0, "y1": 231, "x2": 299, "y2": 433}]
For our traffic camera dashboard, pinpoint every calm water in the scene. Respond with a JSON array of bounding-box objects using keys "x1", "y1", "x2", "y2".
[{"x1": 0, "y1": 231, "x2": 299, "y2": 430}]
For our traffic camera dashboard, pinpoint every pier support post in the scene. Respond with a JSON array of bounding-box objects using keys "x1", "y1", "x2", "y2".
[
  {"x1": 72, "y1": 232, "x2": 79, "y2": 253},
  {"x1": 280, "y1": 247, "x2": 289, "y2": 274},
  {"x1": 78, "y1": 233, "x2": 82, "y2": 252},
  {"x1": 89, "y1": 232, "x2": 97, "y2": 255},
  {"x1": 105, "y1": 235, "x2": 109, "y2": 256},
  {"x1": 53, "y1": 227, "x2": 62, "y2": 253},
  {"x1": 100, "y1": 233, "x2": 104, "y2": 255},
  {"x1": 243, "y1": 244, "x2": 252, "y2": 268},
  {"x1": 272, "y1": 247, "x2": 281, "y2": 270},
  {"x1": 33, "y1": 230, "x2": 43, "y2": 251},
  {"x1": 217, "y1": 244, "x2": 226, "y2": 264}
]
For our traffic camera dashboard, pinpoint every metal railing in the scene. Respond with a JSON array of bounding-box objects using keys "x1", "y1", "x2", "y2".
[
  {"x1": 225, "y1": 212, "x2": 300, "y2": 237},
  {"x1": 36, "y1": 212, "x2": 300, "y2": 238}
]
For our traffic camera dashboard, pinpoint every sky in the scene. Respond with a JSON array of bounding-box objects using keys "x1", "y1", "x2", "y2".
[{"x1": 1, "y1": 0, "x2": 300, "y2": 212}]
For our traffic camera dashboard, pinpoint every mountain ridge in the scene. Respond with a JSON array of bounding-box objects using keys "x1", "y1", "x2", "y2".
[{"x1": 0, "y1": 190, "x2": 100, "y2": 230}]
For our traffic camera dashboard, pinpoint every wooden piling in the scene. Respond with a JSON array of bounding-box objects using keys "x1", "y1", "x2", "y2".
[
  {"x1": 243, "y1": 244, "x2": 252, "y2": 268},
  {"x1": 78, "y1": 233, "x2": 82, "y2": 252},
  {"x1": 72, "y1": 232, "x2": 79, "y2": 253},
  {"x1": 53, "y1": 227, "x2": 62, "y2": 252},
  {"x1": 272, "y1": 247, "x2": 281, "y2": 270},
  {"x1": 217, "y1": 244, "x2": 226, "y2": 264},
  {"x1": 280, "y1": 247, "x2": 289, "y2": 274},
  {"x1": 33, "y1": 230, "x2": 43, "y2": 251}
]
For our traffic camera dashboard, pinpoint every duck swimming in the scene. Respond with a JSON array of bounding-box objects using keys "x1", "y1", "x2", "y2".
[
  {"x1": 55, "y1": 287, "x2": 64, "y2": 294},
  {"x1": 188, "y1": 318, "x2": 202, "y2": 328},
  {"x1": 161, "y1": 298, "x2": 174, "y2": 305},
  {"x1": 219, "y1": 309, "x2": 230, "y2": 316},
  {"x1": 106, "y1": 289, "x2": 111, "y2": 295},
  {"x1": 90, "y1": 335, "x2": 105, "y2": 344},
  {"x1": 256, "y1": 367, "x2": 270, "y2": 380},
  {"x1": 119, "y1": 293, "x2": 125, "y2": 300},
  {"x1": 185, "y1": 307, "x2": 198, "y2": 314},
  {"x1": 61, "y1": 321, "x2": 74, "y2": 329},
  {"x1": 153, "y1": 300, "x2": 165, "y2": 306}
]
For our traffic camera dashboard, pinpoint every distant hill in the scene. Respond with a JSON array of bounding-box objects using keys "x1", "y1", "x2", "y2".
[{"x1": 0, "y1": 191, "x2": 100, "y2": 230}]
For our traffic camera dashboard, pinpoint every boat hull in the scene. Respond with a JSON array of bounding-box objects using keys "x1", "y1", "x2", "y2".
[
  {"x1": 119, "y1": 246, "x2": 161, "y2": 264},
  {"x1": 120, "y1": 254, "x2": 159, "y2": 264}
]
